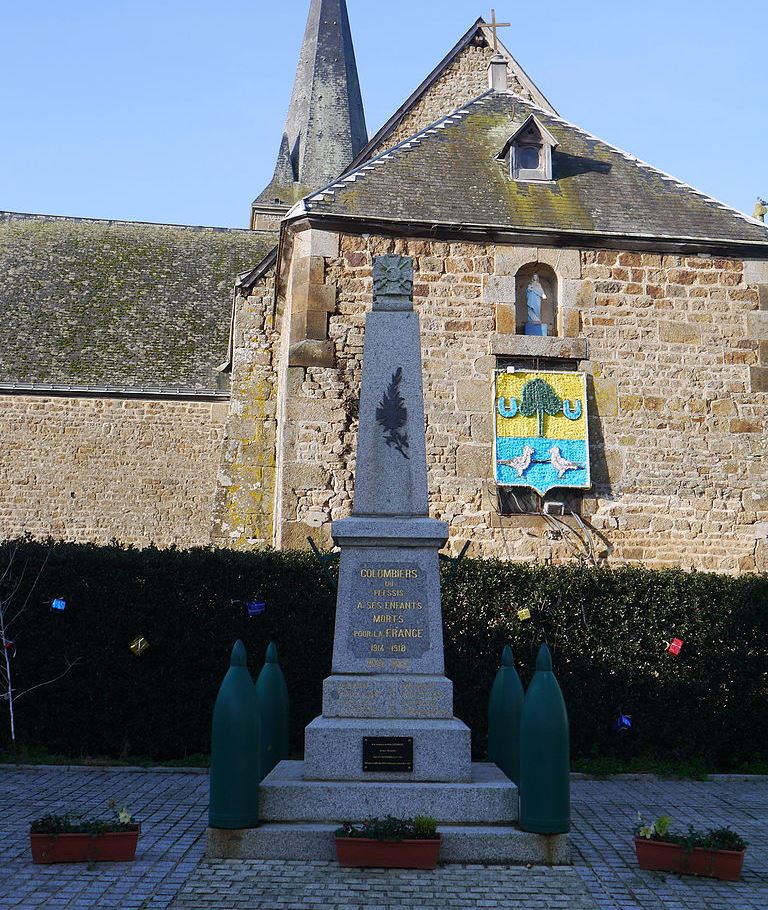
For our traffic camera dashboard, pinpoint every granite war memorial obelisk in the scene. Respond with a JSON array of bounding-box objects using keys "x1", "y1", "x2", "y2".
[
  {"x1": 207, "y1": 255, "x2": 570, "y2": 864},
  {"x1": 303, "y1": 254, "x2": 471, "y2": 783}
]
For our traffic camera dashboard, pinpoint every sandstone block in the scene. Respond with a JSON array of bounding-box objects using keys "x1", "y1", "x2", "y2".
[
  {"x1": 292, "y1": 256, "x2": 326, "y2": 288},
  {"x1": 288, "y1": 340, "x2": 335, "y2": 368},
  {"x1": 285, "y1": 366, "x2": 305, "y2": 396},
  {"x1": 590, "y1": 379, "x2": 618, "y2": 417},
  {"x1": 490, "y1": 335, "x2": 588, "y2": 359},
  {"x1": 493, "y1": 246, "x2": 537, "y2": 276},
  {"x1": 536, "y1": 247, "x2": 581, "y2": 279},
  {"x1": 730, "y1": 418, "x2": 762, "y2": 434},
  {"x1": 456, "y1": 444, "x2": 490, "y2": 478},
  {"x1": 470, "y1": 413, "x2": 494, "y2": 444},
  {"x1": 285, "y1": 461, "x2": 327, "y2": 490},
  {"x1": 560, "y1": 278, "x2": 583, "y2": 310},
  {"x1": 604, "y1": 448, "x2": 624, "y2": 485},
  {"x1": 561, "y1": 308, "x2": 581, "y2": 338},
  {"x1": 495, "y1": 304, "x2": 517, "y2": 333},
  {"x1": 618, "y1": 253, "x2": 643, "y2": 267},
  {"x1": 473, "y1": 355, "x2": 496, "y2": 376},
  {"x1": 306, "y1": 284, "x2": 337, "y2": 313},
  {"x1": 419, "y1": 256, "x2": 444, "y2": 273},
  {"x1": 750, "y1": 367, "x2": 768, "y2": 393},
  {"x1": 483, "y1": 276, "x2": 516, "y2": 304},
  {"x1": 711, "y1": 399, "x2": 737, "y2": 417},
  {"x1": 344, "y1": 251, "x2": 368, "y2": 268},
  {"x1": 744, "y1": 260, "x2": 768, "y2": 285},
  {"x1": 620, "y1": 514, "x2": 651, "y2": 531},
  {"x1": 304, "y1": 310, "x2": 328, "y2": 341},
  {"x1": 659, "y1": 322, "x2": 701, "y2": 345},
  {"x1": 759, "y1": 285, "x2": 768, "y2": 311},
  {"x1": 281, "y1": 520, "x2": 332, "y2": 550},
  {"x1": 456, "y1": 380, "x2": 491, "y2": 412},
  {"x1": 289, "y1": 311, "x2": 308, "y2": 344},
  {"x1": 295, "y1": 229, "x2": 339, "y2": 259},
  {"x1": 591, "y1": 448, "x2": 623, "y2": 487},
  {"x1": 748, "y1": 311, "x2": 768, "y2": 340},
  {"x1": 743, "y1": 490, "x2": 768, "y2": 511}
]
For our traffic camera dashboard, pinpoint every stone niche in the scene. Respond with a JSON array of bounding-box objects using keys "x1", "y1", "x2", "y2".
[{"x1": 515, "y1": 262, "x2": 558, "y2": 335}]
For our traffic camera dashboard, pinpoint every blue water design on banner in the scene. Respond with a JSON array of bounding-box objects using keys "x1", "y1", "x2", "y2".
[{"x1": 496, "y1": 437, "x2": 589, "y2": 495}]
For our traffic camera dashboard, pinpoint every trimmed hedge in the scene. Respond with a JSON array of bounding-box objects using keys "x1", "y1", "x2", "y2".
[{"x1": 1, "y1": 540, "x2": 766, "y2": 769}]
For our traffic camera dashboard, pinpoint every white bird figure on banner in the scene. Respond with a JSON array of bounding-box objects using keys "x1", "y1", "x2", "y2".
[
  {"x1": 549, "y1": 446, "x2": 581, "y2": 478},
  {"x1": 499, "y1": 445, "x2": 535, "y2": 477}
]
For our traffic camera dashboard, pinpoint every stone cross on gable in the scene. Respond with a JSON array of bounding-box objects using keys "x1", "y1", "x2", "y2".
[{"x1": 486, "y1": 8, "x2": 511, "y2": 53}]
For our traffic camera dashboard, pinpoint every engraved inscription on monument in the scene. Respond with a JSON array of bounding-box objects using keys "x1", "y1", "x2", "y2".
[
  {"x1": 363, "y1": 736, "x2": 414, "y2": 773},
  {"x1": 349, "y1": 562, "x2": 429, "y2": 659}
]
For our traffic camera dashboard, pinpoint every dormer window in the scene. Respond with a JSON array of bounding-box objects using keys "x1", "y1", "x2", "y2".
[{"x1": 498, "y1": 114, "x2": 558, "y2": 182}]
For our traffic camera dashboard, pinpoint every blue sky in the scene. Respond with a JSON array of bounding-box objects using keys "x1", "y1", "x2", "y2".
[{"x1": 1, "y1": 1, "x2": 766, "y2": 228}]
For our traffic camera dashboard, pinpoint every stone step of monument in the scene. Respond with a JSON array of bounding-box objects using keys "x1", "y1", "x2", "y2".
[
  {"x1": 206, "y1": 823, "x2": 571, "y2": 866},
  {"x1": 260, "y1": 761, "x2": 518, "y2": 825}
]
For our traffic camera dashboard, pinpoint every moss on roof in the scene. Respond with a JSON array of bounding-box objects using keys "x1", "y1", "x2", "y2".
[
  {"x1": 0, "y1": 213, "x2": 277, "y2": 391},
  {"x1": 305, "y1": 92, "x2": 768, "y2": 248}
]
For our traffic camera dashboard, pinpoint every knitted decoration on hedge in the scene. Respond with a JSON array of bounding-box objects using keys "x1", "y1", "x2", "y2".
[
  {"x1": 613, "y1": 711, "x2": 632, "y2": 733},
  {"x1": 666, "y1": 638, "x2": 684, "y2": 657},
  {"x1": 247, "y1": 600, "x2": 266, "y2": 618},
  {"x1": 129, "y1": 637, "x2": 150, "y2": 656}
]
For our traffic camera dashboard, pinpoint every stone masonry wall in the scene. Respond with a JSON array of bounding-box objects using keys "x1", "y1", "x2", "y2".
[
  {"x1": 371, "y1": 44, "x2": 534, "y2": 155},
  {"x1": 0, "y1": 394, "x2": 227, "y2": 547},
  {"x1": 276, "y1": 229, "x2": 768, "y2": 573},
  {"x1": 211, "y1": 272, "x2": 279, "y2": 549}
]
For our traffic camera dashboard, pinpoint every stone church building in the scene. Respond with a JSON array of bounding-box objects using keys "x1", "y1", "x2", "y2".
[{"x1": 2, "y1": 1, "x2": 767, "y2": 573}]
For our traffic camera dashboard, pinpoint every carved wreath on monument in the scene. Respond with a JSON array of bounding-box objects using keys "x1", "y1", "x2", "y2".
[
  {"x1": 376, "y1": 368, "x2": 410, "y2": 459},
  {"x1": 372, "y1": 255, "x2": 414, "y2": 298}
]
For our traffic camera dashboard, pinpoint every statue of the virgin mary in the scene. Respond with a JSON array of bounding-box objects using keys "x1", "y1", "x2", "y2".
[{"x1": 526, "y1": 273, "x2": 547, "y2": 325}]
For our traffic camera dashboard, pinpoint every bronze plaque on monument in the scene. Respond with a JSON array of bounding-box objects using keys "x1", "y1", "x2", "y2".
[{"x1": 362, "y1": 736, "x2": 414, "y2": 772}]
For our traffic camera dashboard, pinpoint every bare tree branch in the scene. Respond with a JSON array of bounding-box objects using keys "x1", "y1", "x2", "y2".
[{"x1": 13, "y1": 658, "x2": 83, "y2": 701}]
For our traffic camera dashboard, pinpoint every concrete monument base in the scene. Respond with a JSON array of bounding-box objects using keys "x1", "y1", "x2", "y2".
[{"x1": 206, "y1": 760, "x2": 571, "y2": 865}]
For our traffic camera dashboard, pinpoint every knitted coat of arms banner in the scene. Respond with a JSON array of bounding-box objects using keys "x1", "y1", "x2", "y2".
[{"x1": 494, "y1": 370, "x2": 591, "y2": 495}]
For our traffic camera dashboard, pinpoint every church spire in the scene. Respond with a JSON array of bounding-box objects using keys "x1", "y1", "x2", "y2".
[{"x1": 251, "y1": 0, "x2": 368, "y2": 230}]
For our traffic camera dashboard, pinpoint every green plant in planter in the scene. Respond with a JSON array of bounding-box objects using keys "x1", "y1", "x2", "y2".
[
  {"x1": 635, "y1": 814, "x2": 747, "y2": 852},
  {"x1": 335, "y1": 815, "x2": 439, "y2": 841},
  {"x1": 636, "y1": 813, "x2": 671, "y2": 841},
  {"x1": 699, "y1": 828, "x2": 748, "y2": 852},
  {"x1": 31, "y1": 801, "x2": 136, "y2": 835}
]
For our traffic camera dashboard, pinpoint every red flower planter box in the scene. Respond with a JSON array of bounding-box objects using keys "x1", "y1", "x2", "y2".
[
  {"x1": 335, "y1": 835, "x2": 442, "y2": 869},
  {"x1": 31, "y1": 826, "x2": 140, "y2": 864},
  {"x1": 634, "y1": 837, "x2": 745, "y2": 881}
]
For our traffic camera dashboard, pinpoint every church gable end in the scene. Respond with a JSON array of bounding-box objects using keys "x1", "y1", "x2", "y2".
[{"x1": 359, "y1": 19, "x2": 555, "y2": 163}]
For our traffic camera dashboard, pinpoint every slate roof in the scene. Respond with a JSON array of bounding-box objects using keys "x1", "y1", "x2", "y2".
[
  {"x1": 0, "y1": 213, "x2": 277, "y2": 393},
  {"x1": 301, "y1": 91, "x2": 768, "y2": 249}
]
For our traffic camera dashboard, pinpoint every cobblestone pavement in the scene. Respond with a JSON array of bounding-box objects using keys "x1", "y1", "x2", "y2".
[
  {"x1": 168, "y1": 862, "x2": 595, "y2": 909},
  {"x1": 0, "y1": 765, "x2": 208, "y2": 910},
  {"x1": 572, "y1": 777, "x2": 768, "y2": 910},
  {"x1": 1, "y1": 767, "x2": 766, "y2": 910}
]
